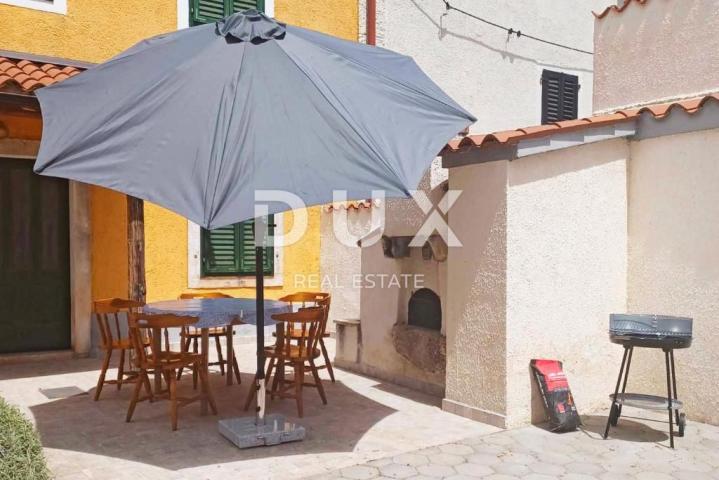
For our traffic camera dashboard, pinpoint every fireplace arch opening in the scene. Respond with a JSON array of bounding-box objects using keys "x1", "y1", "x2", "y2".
[{"x1": 408, "y1": 288, "x2": 441, "y2": 331}]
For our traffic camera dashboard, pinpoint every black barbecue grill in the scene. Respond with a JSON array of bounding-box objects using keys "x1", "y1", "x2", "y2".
[{"x1": 604, "y1": 314, "x2": 693, "y2": 448}]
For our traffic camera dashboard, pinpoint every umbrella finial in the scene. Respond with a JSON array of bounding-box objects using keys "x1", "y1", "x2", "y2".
[{"x1": 217, "y1": 9, "x2": 286, "y2": 42}]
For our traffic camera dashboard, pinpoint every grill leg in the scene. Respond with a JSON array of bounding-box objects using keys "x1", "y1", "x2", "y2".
[
  {"x1": 670, "y1": 349, "x2": 679, "y2": 425},
  {"x1": 604, "y1": 345, "x2": 630, "y2": 439},
  {"x1": 618, "y1": 346, "x2": 633, "y2": 419},
  {"x1": 665, "y1": 349, "x2": 675, "y2": 449}
]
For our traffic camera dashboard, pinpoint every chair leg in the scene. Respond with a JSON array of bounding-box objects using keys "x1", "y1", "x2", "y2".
[
  {"x1": 126, "y1": 370, "x2": 145, "y2": 423},
  {"x1": 199, "y1": 363, "x2": 218, "y2": 415},
  {"x1": 94, "y1": 349, "x2": 113, "y2": 401},
  {"x1": 215, "y1": 335, "x2": 225, "y2": 376},
  {"x1": 192, "y1": 337, "x2": 199, "y2": 390},
  {"x1": 310, "y1": 360, "x2": 327, "y2": 405},
  {"x1": 117, "y1": 348, "x2": 126, "y2": 390},
  {"x1": 319, "y1": 338, "x2": 335, "y2": 382},
  {"x1": 232, "y1": 348, "x2": 242, "y2": 384},
  {"x1": 143, "y1": 373, "x2": 154, "y2": 403},
  {"x1": 294, "y1": 363, "x2": 304, "y2": 418},
  {"x1": 265, "y1": 357, "x2": 276, "y2": 400},
  {"x1": 177, "y1": 336, "x2": 191, "y2": 380},
  {"x1": 169, "y1": 372, "x2": 178, "y2": 431}
]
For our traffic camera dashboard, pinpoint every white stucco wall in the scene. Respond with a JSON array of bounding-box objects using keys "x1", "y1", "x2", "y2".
[
  {"x1": 444, "y1": 160, "x2": 508, "y2": 426},
  {"x1": 594, "y1": 0, "x2": 719, "y2": 112},
  {"x1": 505, "y1": 139, "x2": 629, "y2": 427},
  {"x1": 319, "y1": 208, "x2": 373, "y2": 331},
  {"x1": 627, "y1": 127, "x2": 719, "y2": 425},
  {"x1": 367, "y1": 0, "x2": 604, "y2": 133}
]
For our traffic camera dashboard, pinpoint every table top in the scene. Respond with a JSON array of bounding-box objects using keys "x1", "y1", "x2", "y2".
[{"x1": 143, "y1": 298, "x2": 289, "y2": 329}]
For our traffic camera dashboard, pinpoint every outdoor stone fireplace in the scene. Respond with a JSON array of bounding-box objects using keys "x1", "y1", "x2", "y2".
[{"x1": 392, "y1": 287, "x2": 446, "y2": 375}]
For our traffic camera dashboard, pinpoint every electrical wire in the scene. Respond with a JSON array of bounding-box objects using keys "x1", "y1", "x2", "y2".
[{"x1": 441, "y1": 0, "x2": 594, "y2": 56}]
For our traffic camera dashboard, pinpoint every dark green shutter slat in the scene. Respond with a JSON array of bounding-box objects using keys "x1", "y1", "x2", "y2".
[
  {"x1": 191, "y1": 0, "x2": 227, "y2": 25},
  {"x1": 541, "y1": 70, "x2": 579, "y2": 124},
  {"x1": 233, "y1": 0, "x2": 264, "y2": 13},
  {"x1": 191, "y1": 0, "x2": 264, "y2": 25}
]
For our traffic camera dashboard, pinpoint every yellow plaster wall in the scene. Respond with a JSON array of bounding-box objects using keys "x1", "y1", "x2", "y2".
[
  {"x1": 1, "y1": 0, "x2": 176, "y2": 301},
  {"x1": 275, "y1": 0, "x2": 358, "y2": 40},
  {"x1": 3, "y1": 0, "x2": 358, "y2": 302},
  {"x1": 144, "y1": 206, "x2": 321, "y2": 302},
  {"x1": 0, "y1": 0, "x2": 176, "y2": 63}
]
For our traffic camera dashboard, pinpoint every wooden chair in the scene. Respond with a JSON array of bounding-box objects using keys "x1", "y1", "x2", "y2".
[
  {"x1": 244, "y1": 306, "x2": 327, "y2": 417},
  {"x1": 93, "y1": 298, "x2": 145, "y2": 401},
  {"x1": 126, "y1": 312, "x2": 217, "y2": 431},
  {"x1": 278, "y1": 292, "x2": 335, "y2": 382},
  {"x1": 176, "y1": 292, "x2": 241, "y2": 386}
]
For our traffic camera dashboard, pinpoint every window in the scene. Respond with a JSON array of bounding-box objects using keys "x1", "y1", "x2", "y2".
[
  {"x1": 190, "y1": 0, "x2": 265, "y2": 26},
  {"x1": 541, "y1": 70, "x2": 580, "y2": 124},
  {"x1": 201, "y1": 216, "x2": 274, "y2": 276},
  {"x1": 0, "y1": 0, "x2": 66, "y2": 14}
]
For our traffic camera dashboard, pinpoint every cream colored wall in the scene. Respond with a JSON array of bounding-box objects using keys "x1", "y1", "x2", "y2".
[
  {"x1": 594, "y1": 0, "x2": 719, "y2": 112},
  {"x1": 444, "y1": 160, "x2": 508, "y2": 425},
  {"x1": 627, "y1": 128, "x2": 719, "y2": 425},
  {"x1": 319, "y1": 208, "x2": 372, "y2": 331},
  {"x1": 505, "y1": 139, "x2": 629, "y2": 427}
]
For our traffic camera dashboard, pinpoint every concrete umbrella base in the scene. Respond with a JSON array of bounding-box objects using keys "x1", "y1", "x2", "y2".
[{"x1": 218, "y1": 414, "x2": 306, "y2": 449}]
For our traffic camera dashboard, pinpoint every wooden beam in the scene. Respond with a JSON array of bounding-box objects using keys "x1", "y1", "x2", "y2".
[{"x1": 127, "y1": 195, "x2": 146, "y2": 303}]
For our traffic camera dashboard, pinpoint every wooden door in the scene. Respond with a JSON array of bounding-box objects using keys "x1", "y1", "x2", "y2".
[{"x1": 0, "y1": 158, "x2": 70, "y2": 353}]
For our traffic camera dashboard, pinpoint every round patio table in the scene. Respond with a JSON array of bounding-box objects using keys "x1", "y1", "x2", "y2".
[{"x1": 143, "y1": 298, "x2": 289, "y2": 411}]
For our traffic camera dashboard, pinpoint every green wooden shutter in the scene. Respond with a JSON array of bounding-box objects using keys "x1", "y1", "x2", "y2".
[
  {"x1": 201, "y1": 216, "x2": 274, "y2": 276},
  {"x1": 190, "y1": 0, "x2": 264, "y2": 26}
]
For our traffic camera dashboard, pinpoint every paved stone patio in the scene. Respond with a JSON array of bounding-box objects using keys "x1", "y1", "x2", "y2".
[
  {"x1": 2, "y1": 339, "x2": 719, "y2": 479},
  {"x1": 0, "y1": 339, "x2": 495, "y2": 480},
  {"x1": 308, "y1": 412, "x2": 719, "y2": 480}
]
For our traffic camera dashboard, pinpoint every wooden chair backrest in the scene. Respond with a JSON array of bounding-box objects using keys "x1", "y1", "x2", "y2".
[
  {"x1": 127, "y1": 313, "x2": 198, "y2": 369},
  {"x1": 178, "y1": 292, "x2": 232, "y2": 299},
  {"x1": 280, "y1": 292, "x2": 331, "y2": 336},
  {"x1": 93, "y1": 298, "x2": 145, "y2": 350},
  {"x1": 272, "y1": 306, "x2": 326, "y2": 360}
]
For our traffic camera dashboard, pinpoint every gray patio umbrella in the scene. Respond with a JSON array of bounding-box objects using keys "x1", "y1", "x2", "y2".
[{"x1": 34, "y1": 9, "x2": 474, "y2": 443}]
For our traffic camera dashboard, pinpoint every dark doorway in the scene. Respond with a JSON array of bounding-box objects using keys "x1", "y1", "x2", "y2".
[
  {"x1": 408, "y1": 288, "x2": 441, "y2": 331},
  {"x1": 0, "y1": 158, "x2": 71, "y2": 353}
]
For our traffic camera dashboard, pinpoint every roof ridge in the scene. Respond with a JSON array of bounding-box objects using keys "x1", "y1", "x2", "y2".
[{"x1": 594, "y1": 0, "x2": 650, "y2": 20}]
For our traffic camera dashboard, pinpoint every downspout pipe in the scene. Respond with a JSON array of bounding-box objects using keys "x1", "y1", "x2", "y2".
[{"x1": 366, "y1": 0, "x2": 376, "y2": 45}]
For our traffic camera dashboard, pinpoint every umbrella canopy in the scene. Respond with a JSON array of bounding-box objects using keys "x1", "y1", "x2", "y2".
[{"x1": 35, "y1": 10, "x2": 475, "y2": 230}]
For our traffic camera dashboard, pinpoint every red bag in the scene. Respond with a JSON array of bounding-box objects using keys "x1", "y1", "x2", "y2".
[{"x1": 530, "y1": 359, "x2": 580, "y2": 431}]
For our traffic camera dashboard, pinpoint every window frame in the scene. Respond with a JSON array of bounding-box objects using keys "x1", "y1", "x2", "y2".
[
  {"x1": 0, "y1": 0, "x2": 66, "y2": 14},
  {"x1": 189, "y1": 0, "x2": 266, "y2": 27}
]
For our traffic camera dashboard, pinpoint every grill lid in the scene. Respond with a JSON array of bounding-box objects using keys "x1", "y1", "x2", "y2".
[{"x1": 609, "y1": 314, "x2": 692, "y2": 338}]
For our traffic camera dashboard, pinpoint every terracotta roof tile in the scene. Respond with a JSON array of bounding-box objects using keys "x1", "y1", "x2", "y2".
[
  {"x1": 0, "y1": 56, "x2": 83, "y2": 93},
  {"x1": 594, "y1": 0, "x2": 649, "y2": 20},
  {"x1": 323, "y1": 199, "x2": 379, "y2": 212},
  {"x1": 442, "y1": 93, "x2": 719, "y2": 154}
]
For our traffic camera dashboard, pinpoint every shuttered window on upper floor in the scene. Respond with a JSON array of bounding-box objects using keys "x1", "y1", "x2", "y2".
[
  {"x1": 201, "y1": 216, "x2": 274, "y2": 276},
  {"x1": 541, "y1": 70, "x2": 580, "y2": 125},
  {"x1": 190, "y1": 0, "x2": 265, "y2": 26}
]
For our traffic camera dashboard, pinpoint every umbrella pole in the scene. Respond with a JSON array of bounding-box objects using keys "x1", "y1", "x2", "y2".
[{"x1": 255, "y1": 245, "x2": 266, "y2": 426}]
